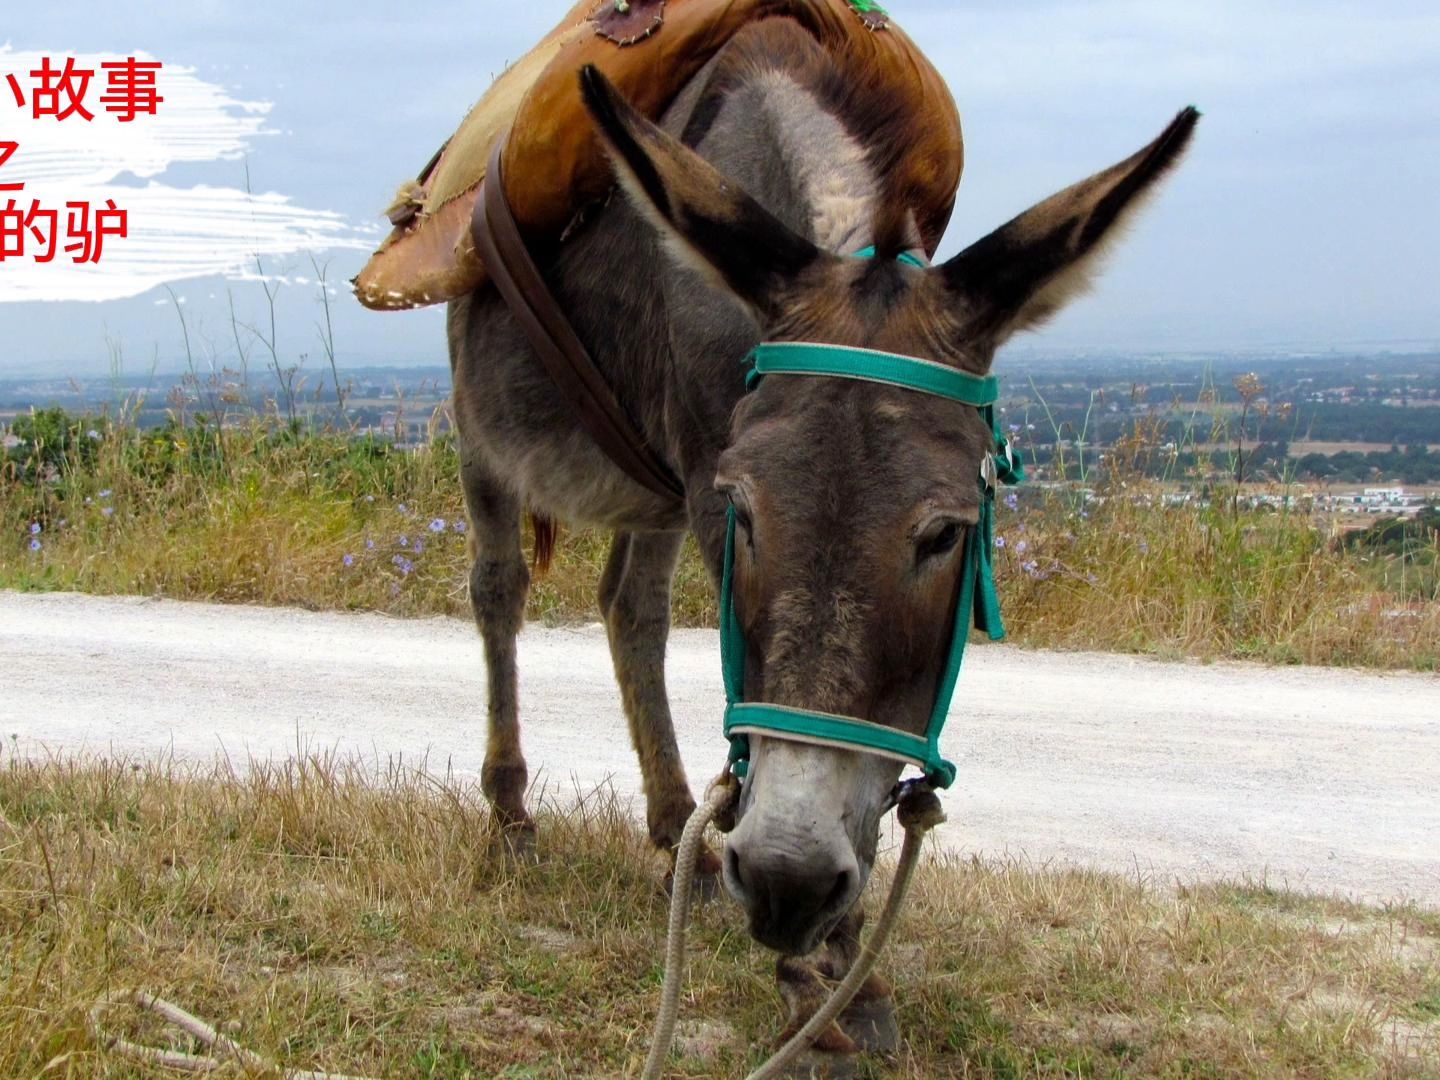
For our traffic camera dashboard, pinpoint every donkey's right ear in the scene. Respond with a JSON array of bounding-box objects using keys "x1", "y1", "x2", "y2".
[{"x1": 580, "y1": 65, "x2": 821, "y2": 319}]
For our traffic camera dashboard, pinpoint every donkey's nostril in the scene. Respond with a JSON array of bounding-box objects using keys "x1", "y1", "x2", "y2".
[
  {"x1": 824, "y1": 867, "x2": 854, "y2": 913},
  {"x1": 724, "y1": 845, "x2": 749, "y2": 899}
]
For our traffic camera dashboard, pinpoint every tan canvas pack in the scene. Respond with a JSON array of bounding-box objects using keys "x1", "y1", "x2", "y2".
[{"x1": 355, "y1": 0, "x2": 963, "y2": 312}]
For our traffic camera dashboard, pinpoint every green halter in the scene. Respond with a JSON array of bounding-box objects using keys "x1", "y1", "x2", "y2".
[{"x1": 719, "y1": 283, "x2": 1023, "y2": 790}]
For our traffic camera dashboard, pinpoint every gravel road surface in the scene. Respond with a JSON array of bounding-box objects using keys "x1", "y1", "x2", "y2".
[{"x1": 3, "y1": 591, "x2": 1436, "y2": 905}]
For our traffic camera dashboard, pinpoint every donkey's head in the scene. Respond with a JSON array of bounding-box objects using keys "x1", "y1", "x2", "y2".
[{"x1": 583, "y1": 67, "x2": 1196, "y2": 955}]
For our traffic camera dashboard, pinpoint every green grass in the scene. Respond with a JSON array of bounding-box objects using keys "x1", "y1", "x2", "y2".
[
  {"x1": 3, "y1": 407, "x2": 1437, "y2": 669},
  {"x1": 0, "y1": 754, "x2": 1435, "y2": 1077}
]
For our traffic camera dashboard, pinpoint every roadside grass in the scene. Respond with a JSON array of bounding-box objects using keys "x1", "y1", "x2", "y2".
[
  {"x1": 0, "y1": 753, "x2": 1435, "y2": 1078},
  {"x1": 3, "y1": 410, "x2": 1437, "y2": 669}
]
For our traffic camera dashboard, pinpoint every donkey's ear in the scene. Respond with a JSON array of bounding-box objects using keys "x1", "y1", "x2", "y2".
[
  {"x1": 580, "y1": 65, "x2": 821, "y2": 317},
  {"x1": 943, "y1": 108, "x2": 1199, "y2": 345}
]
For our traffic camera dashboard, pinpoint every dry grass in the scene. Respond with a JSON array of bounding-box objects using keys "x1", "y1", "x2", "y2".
[
  {"x1": 3, "y1": 414, "x2": 1437, "y2": 669},
  {"x1": 1, "y1": 754, "x2": 1436, "y2": 1078}
]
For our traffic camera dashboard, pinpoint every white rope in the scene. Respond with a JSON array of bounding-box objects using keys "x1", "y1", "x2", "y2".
[
  {"x1": 642, "y1": 779, "x2": 945, "y2": 1080},
  {"x1": 642, "y1": 775, "x2": 741, "y2": 1080}
]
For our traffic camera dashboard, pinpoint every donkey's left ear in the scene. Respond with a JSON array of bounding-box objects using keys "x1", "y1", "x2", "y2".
[
  {"x1": 580, "y1": 65, "x2": 822, "y2": 320},
  {"x1": 943, "y1": 108, "x2": 1199, "y2": 345}
]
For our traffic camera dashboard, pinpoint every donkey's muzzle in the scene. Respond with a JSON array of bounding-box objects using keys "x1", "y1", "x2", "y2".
[{"x1": 724, "y1": 840, "x2": 862, "y2": 955}]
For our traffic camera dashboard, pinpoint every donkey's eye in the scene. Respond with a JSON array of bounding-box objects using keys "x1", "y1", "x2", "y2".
[{"x1": 916, "y1": 521, "x2": 963, "y2": 564}]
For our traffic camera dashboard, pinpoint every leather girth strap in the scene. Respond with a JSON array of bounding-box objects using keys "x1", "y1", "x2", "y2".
[{"x1": 471, "y1": 138, "x2": 685, "y2": 504}]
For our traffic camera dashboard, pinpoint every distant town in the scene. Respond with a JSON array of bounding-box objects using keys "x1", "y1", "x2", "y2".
[{"x1": 3, "y1": 348, "x2": 1438, "y2": 519}]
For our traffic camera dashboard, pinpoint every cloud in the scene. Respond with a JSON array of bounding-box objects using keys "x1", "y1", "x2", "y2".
[{"x1": 0, "y1": 46, "x2": 376, "y2": 303}]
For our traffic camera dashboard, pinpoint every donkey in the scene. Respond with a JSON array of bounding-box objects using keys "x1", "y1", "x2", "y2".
[{"x1": 449, "y1": 17, "x2": 1196, "y2": 1053}]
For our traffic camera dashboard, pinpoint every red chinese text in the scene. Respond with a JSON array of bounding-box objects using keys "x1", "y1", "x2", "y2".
[
  {"x1": 4, "y1": 56, "x2": 164, "y2": 121},
  {"x1": 1, "y1": 198, "x2": 128, "y2": 263}
]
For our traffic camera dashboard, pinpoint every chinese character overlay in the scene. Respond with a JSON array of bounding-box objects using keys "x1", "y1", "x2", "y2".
[{"x1": 1, "y1": 54, "x2": 161, "y2": 263}]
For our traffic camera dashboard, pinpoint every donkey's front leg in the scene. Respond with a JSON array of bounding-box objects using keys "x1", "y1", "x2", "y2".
[
  {"x1": 774, "y1": 904, "x2": 899, "y2": 1065},
  {"x1": 461, "y1": 454, "x2": 535, "y2": 851},
  {"x1": 599, "y1": 531, "x2": 721, "y2": 887}
]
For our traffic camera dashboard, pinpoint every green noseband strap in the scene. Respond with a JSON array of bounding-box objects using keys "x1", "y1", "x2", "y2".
[{"x1": 721, "y1": 330, "x2": 1024, "y2": 790}]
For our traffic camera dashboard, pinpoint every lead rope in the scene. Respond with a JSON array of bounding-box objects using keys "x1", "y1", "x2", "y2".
[{"x1": 642, "y1": 778, "x2": 945, "y2": 1080}]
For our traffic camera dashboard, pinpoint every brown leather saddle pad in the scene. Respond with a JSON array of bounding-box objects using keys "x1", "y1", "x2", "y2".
[{"x1": 355, "y1": 0, "x2": 963, "y2": 312}]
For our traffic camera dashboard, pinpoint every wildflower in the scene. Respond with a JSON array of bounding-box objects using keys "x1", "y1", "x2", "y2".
[
  {"x1": 994, "y1": 536, "x2": 1006, "y2": 549},
  {"x1": 390, "y1": 555, "x2": 414, "y2": 576},
  {"x1": 1139, "y1": 539, "x2": 1150, "y2": 555},
  {"x1": 1015, "y1": 540, "x2": 1029, "y2": 555},
  {"x1": 364, "y1": 494, "x2": 375, "y2": 503},
  {"x1": 1004, "y1": 492, "x2": 1019, "y2": 511},
  {"x1": 397, "y1": 503, "x2": 408, "y2": 514},
  {"x1": 98, "y1": 489, "x2": 112, "y2": 498},
  {"x1": 1022, "y1": 559, "x2": 1040, "y2": 576},
  {"x1": 413, "y1": 540, "x2": 425, "y2": 555},
  {"x1": 102, "y1": 507, "x2": 114, "y2": 518},
  {"x1": 29, "y1": 522, "x2": 40, "y2": 535},
  {"x1": 365, "y1": 538, "x2": 376, "y2": 550},
  {"x1": 87, "y1": 429, "x2": 100, "y2": 440},
  {"x1": 84, "y1": 497, "x2": 92, "y2": 506},
  {"x1": 29, "y1": 538, "x2": 41, "y2": 552},
  {"x1": 343, "y1": 554, "x2": 355, "y2": 568},
  {"x1": 398, "y1": 535, "x2": 409, "y2": 547},
  {"x1": 1008, "y1": 423, "x2": 1021, "y2": 434},
  {"x1": 452, "y1": 520, "x2": 467, "y2": 534},
  {"x1": 429, "y1": 518, "x2": 446, "y2": 533}
]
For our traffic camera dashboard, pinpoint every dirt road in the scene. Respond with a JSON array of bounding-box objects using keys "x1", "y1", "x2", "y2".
[{"x1": 4, "y1": 591, "x2": 1436, "y2": 905}]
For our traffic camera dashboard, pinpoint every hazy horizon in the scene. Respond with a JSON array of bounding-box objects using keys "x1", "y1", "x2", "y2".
[{"x1": 2, "y1": 1, "x2": 1437, "y2": 376}]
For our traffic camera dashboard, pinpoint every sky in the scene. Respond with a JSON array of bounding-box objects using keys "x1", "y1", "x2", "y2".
[{"x1": 0, "y1": 0, "x2": 1437, "y2": 377}]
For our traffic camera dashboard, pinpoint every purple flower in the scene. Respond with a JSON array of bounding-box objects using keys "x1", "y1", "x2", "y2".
[
  {"x1": 994, "y1": 536, "x2": 1006, "y2": 549},
  {"x1": 87, "y1": 429, "x2": 100, "y2": 440},
  {"x1": 1022, "y1": 559, "x2": 1040, "y2": 577},
  {"x1": 101, "y1": 507, "x2": 114, "y2": 518},
  {"x1": 391, "y1": 555, "x2": 414, "y2": 575},
  {"x1": 343, "y1": 554, "x2": 355, "y2": 568},
  {"x1": 1004, "y1": 492, "x2": 1019, "y2": 511},
  {"x1": 412, "y1": 540, "x2": 425, "y2": 555},
  {"x1": 429, "y1": 518, "x2": 446, "y2": 533},
  {"x1": 452, "y1": 520, "x2": 467, "y2": 534},
  {"x1": 29, "y1": 538, "x2": 41, "y2": 552},
  {"x1": 98, "y1": 489, "x2": 112, "y2": 499},
  {"x1": 1008, "y1": 423, "x2": 1021, "y2": 434},
  {"x1": 398, "y1": 535, "x2": 409, "y2": 547},
  {"x1": 364, "y1": 494, "x2": 375, "y2": 504},
  {"x1": 397, "y1": 503, "x2": 408, "y2": 514},
  {"x1": 29, "y1": 522, "x2": 40, "y2": 535},
  {"x1": 1015, "y1": 540, "x2": 1029, "y2": 555},
  {"x1": 365, "y1": 538, "x2": 376, "y2": 550}
]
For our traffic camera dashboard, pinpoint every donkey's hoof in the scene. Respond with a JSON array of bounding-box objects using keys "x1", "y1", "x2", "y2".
[
  {"x1": 491, "y1": 820, "x2": 538, "y2": 863},
  {"x1": 839, "y1": 994, "x2": 899, "y2": 1054}
]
